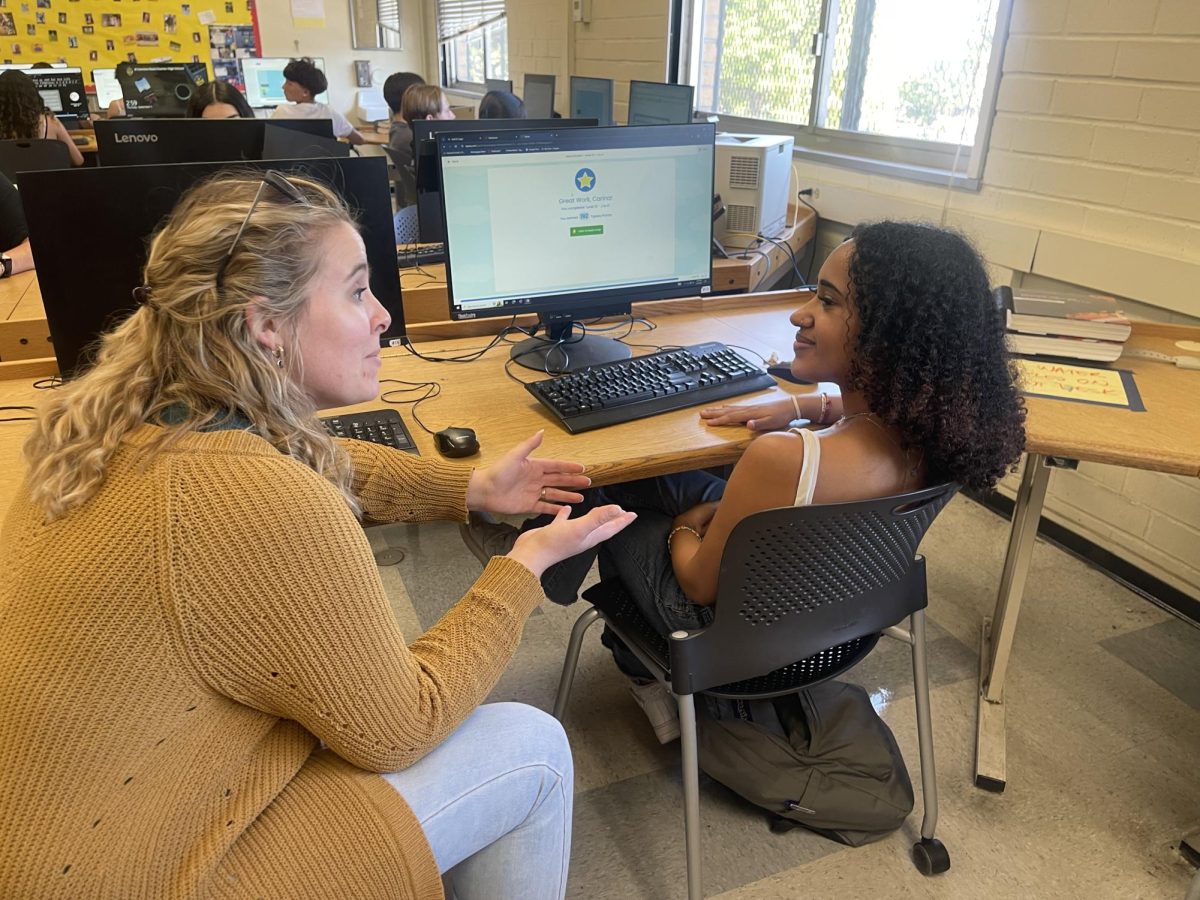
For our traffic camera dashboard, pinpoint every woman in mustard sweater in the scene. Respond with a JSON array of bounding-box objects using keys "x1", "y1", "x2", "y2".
[{"x1": 0, "y1": 172, "x2": 634, "y2": 898}]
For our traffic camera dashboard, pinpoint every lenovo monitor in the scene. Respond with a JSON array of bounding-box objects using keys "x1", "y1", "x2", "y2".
[
  {"x1": 522, "y1": 73, "x2": 556, "y2": 119},
  {"x1": 27, "y1": 67, "x2": 88, "y2": 119},
  {"x1": 569, "y1": 76, "x2": 614, "y2": 127},
  {"x1": 92, "y1": 68, "x2": 123, "y2": 110},
  {"x1": 412, "y1": 116, "x2": 597, "y2": 244},
  {"x1": 117, "y1": 62, "x2": 209, "y2": 118},
  {"x1": 627, "y1": 80, "x2": 695, "y2": 126},
  {"x1": 21, "y1": 156, "x2": 405, "y2": 378},
  {"x1": 94, "y1": 118, "x2": 337, "y2": 166},
  {"x1": 241, "y1": 57, "x2": 329, "y2": 108},
  {"x1": 438, "y1": 123, "x2": 715, "y2": 372}
]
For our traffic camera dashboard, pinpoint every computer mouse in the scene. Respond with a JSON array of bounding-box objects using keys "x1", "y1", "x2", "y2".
[{"x1": 434, "y1": 426, "x2": 480, "y2": 458}]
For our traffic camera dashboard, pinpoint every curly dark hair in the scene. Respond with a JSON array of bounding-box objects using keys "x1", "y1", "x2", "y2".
[
  {"x1": 282, "y1": 57, "x2": 327, "y2": 99},
  {"x1": 0, "y1": 69, "x2": 46, "y2": 141},
  {"x1": 844, "y1": 220, "x2": 1025, "y2": 492}
]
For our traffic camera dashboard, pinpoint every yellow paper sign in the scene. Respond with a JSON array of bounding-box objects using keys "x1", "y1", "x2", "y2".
[{"x1": 1013, "y1": 358, "x2": 1133, "y2": 407}]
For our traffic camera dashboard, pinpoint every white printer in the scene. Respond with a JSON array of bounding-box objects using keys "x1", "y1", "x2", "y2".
[{"x1": 713, "y1": 133, "x2": 794, "y2": 250}]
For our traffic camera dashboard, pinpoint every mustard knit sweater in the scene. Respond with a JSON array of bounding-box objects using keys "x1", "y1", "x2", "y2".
[{"x1": 0, "y1": 425, "x2": 546, "y2": 899}]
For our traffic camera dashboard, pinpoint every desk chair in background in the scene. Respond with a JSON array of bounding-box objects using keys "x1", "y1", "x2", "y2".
[
  {"x1": 553, "y1": 483, "x2": 960, "y2": 900},
  {"x1": 382, "y1": 145, "x2": 416, "y2": 209},
  {"x1": 0, "y1": 139, "x2": 70, "y2": 184}
]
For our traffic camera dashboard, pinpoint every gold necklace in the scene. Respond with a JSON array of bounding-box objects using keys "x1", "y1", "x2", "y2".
[{"x1": 835, "y1": 412, "x2": 922, "y2": 484}]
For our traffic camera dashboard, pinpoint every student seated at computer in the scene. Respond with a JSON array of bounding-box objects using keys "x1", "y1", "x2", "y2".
[
  {"x1": 478, "y1": 89, "x2": 527, "y2": 119},
  {"x1": 0, "y1": 171, "x2": 33, "y2": 276},
  {"x1": 400, "y1": 83, "x2": 456, "y2": 125},
  {"x1": 383, "y1": 71, "x2": 425, "y2": 161},
  {"x1": 0, "y1": 69, "x2": 84, "y2": 166},
  {"x1": 186, "y1": 79, "x2": 255, "y2": 119},
  {"x1": 0, "y1": 171, "x2": 636, "y2": 897},
  {"x1": 462, "y1": 221, "x2": 1027, "y2": 741},
  {"x1": 271, "y1": 56, "x2": 365, "y2": 145}
]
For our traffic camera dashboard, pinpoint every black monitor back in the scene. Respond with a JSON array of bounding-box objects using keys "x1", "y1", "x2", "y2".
[
  {"x1": 117, "y1": 62, "x2": 209, "y2": 118},
  {"x1": 261, "y1": 124, "x2": 350, "y2": 160},
  {"x1": 21, "y1": 156, "x2": 406, "y2": 379},
  {"x1": 28, "y1": 68, "x2": 89, "y2": 119},
  {"x1": 412, "y1": 117, "x2": 597, "y2": 243},
  {"x1": 95, "y1": 118, "x2": 337, "y2": 166}
]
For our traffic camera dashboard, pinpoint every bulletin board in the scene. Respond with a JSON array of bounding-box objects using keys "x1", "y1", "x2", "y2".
[{"x1": 0, "y1": 0, "x2": 261, "y2": 81}]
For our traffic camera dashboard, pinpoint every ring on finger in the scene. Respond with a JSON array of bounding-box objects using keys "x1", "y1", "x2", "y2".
[{"x1": 539, "y1": 487, "x2": 547, "y2": 501}]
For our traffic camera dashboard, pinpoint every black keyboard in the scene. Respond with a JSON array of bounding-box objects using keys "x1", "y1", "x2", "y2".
[
  {"x1": 397, "y1": 244, "x2": 445, "y2": 269},
  {"x1": 322, "y1": 408, "x2": 419, "y2": 454},
  {"x1": 526, "y1": 342, "x2": 777, "y2": 433}
]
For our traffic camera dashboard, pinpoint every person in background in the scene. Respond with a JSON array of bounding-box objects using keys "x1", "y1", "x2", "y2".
[
  {"x1": 0, "y1": 171, "x2": 34, "y2": 276},
  {"x1": 400, "y1": 84, "x2": 456, "y2": 126},
  {"x1": 382, "y1": 70, "x2": 425, "y2": 161},
  {"x1": 271, "y1": 57, "x2": 364, "y2": 145},
  {"x1": 478, "y1": 90, "x2": 527, "y2": 119},
  {"x1": 0, "y1": 170, "x2": 635, "y2": 897},
  {"x1": 186, "y1": 79, "x2": 256, "y2": 119},
  {"x1": 0, "y1": 69, "x2": 84, "y2": 166}
]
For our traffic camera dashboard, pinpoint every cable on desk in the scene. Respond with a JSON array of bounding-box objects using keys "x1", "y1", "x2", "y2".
[
  {"x1": 796, "y1": 190, "x2": 821, "y2": 283},
  {"x1": 33, "y1": 376, "x2": 62, "y2": 390},
  {"x1": 755, "y1": 232, "x2": 806, "y2": 289},
  {"x1": 402, "y1": 317, "x2": 529, "y2": 363},
  {"x1": 0, "y1": 405, "x2": 36, "y2": 422},
  {"x1": 379, "y1": 379, "x2": 441, "y2": 434}
]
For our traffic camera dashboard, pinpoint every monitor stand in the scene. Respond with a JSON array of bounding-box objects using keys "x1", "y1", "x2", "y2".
[{"x1": 509, "y1": 313, "x2": 632, "y2": 374}]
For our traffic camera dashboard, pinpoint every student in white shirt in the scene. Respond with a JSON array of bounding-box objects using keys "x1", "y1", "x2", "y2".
[{"x1": 270, "y1": 57, "x2": 365, "y2": 145}]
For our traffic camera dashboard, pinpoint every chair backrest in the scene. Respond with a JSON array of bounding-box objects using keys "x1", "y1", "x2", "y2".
[
  {"x1": 0, "y1": 139, "x2": 71, "y2": 183},
  {"x1": 382, "y1": 144, "x2": 417, "y2": 208},
  {"x1": 670, "y1": 482, "x2": 959, "y2": 694}
]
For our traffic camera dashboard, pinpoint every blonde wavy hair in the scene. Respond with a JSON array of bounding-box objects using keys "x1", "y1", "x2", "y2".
[{"x1": 25, "y1": 170, "x2": 362, "y2": 521}]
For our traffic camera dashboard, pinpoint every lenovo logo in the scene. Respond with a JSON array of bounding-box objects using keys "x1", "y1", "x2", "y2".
[{"x1": 113, "y1": 133, "x2": 158, "y2": 143}]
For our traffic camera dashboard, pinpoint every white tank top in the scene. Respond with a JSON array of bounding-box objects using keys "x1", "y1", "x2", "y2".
[{"x1": 789, "y1": 427, "x2": 821, "y2": 506}]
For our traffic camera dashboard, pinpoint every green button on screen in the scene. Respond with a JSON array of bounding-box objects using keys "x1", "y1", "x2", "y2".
[{"x1": 569, "y1": 225, "x2": 604, "y2": 237}]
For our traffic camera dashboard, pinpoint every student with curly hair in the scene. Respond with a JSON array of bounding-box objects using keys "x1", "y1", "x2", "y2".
[
  {"x1": 271, "y1": 56, "x2": 364, "y2": 144},
  {"x1": 0, "y1": 69, "x2": 83, "y2": 166},
  {"x1": 462, "y1": 221, "x2": 1027, "y2": 741}
]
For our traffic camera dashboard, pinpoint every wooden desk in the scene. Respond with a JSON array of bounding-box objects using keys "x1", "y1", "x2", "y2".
[{"x1": 67, "y1": 130, "x2": 98, "y2": 154}]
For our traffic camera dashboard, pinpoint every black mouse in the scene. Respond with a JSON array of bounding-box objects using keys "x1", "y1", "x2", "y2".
[{"x1": 434, "y1": 426, "x2": 480, "y2": 458}]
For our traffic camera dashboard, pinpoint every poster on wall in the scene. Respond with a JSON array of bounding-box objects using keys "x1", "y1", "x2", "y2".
[{"x1": 0, "y1": 0, "x2": 259, "y2": 83}]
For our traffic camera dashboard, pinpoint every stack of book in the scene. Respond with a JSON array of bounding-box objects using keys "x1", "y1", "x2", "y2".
[{"x1": 997, "y1": 286, "x2": 1132, "y2": 363}]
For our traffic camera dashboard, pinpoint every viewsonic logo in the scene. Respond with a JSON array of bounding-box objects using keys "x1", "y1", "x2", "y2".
[{"x1": 113, "y1": 133, "x2": 158, "y2": 143}]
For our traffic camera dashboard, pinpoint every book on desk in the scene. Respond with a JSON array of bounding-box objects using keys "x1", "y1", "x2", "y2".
[{"x1": 998, "y1": 286, "x2": 1131, "y2": 363}]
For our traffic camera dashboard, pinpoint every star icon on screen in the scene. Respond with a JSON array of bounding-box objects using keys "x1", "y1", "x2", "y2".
[{"x1": 575, "y1": 168, "x2": 596, "y2": 191}]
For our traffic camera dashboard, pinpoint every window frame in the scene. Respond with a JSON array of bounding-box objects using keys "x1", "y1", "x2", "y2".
[
  {"x1": 437, "y1": 6, "x2": 507, "y2": 95},
  {"x1": 677, "y1": 0, "x2": 1013, "y2": 189}
]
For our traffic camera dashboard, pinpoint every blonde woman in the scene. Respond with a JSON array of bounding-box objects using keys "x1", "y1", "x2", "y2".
[
  {"x1": 401, "y1": 83, "x2": 456, "y2": 125},
  {"x1": 0, "y1": 171, "x2": 634, "y2": 898}
]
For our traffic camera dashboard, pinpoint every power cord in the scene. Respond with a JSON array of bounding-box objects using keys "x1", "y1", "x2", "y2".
[
  {"x1": 379, "y1": 379, "x2": 442, "y2": 434},
  {"x1": 0, "y1": 405, "x2": 35, "y2": 422},
  {"x1": 796, "y1": 188, "x2": 821, "y2": 284}
]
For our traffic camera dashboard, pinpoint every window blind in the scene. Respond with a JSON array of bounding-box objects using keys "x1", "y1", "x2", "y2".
[{"x1": 436, "y1": 0, "x2": 505, "y2": 41}]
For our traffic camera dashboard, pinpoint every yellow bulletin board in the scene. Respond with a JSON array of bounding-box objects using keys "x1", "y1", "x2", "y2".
[{"x1": 0, "y1": 0, "x2": 259, "y2": 84}]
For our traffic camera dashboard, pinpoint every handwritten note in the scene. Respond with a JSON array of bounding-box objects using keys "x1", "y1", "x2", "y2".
[{"x1": 1013, "y1": 359, "x2": 1144, "y2": 410}]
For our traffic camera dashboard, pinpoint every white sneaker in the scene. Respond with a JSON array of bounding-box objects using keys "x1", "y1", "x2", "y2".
[
  {"x1": 629, "y1": 679, "x2": 680, "y2": 744},
  {"x1": 458, "y1": 512, "x2": 519, "y2": 565}
]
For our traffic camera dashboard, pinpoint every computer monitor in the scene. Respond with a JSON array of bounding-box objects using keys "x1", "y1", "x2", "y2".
[
  {"x1": 92, "y1": 68, "x2": 123, "y2": 110},
  {"x1": 484, "y1": 78, "x2": 513, "y2": 94},
  {"x1": 627, "y1": 80, "x2": 695, "y2": 126},
  {"x1": 241, "y1": 57, "x2": 329, "y2": 108},
  {"x1": 438, "y1": 123, "x2": 715, "y2": 372},
  {"x1": 569, "y1": 76, "x2": 614, "y2": 127},
  {"x1": 117, "y1": 62, "x2": 209, "y2": 118},
  {"x1": 261, "y1": 124, "x2": 350, "y2": 160},
  {"x1": 522, "y1": 73, "x2": 556, "y2": 119},
  {"x1": 94, "y1": 118, "x2": 336, "y2": 166},
  {"x1": 21, "y1": 156, "x2": 405, "y2": 378},
  {"x1": 27, "y1": 67, "x2": 88, "y2": 119},
  {"x1": 411, "y1": 116, "x2": 597, "y2": 244}
]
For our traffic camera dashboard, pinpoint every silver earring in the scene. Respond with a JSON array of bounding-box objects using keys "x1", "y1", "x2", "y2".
[{"x1": 273, "y1": 346, "x2": 285, "y2": 369}]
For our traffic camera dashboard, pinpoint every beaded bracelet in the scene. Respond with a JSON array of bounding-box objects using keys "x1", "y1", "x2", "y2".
[{"x1": 667, "y1": 525, "x2": 701, "y2": 552}]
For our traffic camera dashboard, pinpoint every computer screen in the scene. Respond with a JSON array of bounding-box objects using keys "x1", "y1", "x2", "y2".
[
  {"x1": 241, "y1": 57, "x2": 329, "y2": 108},
  {"x1": 27, "y1": 67, "x2": 88, "y2": 118},
  {"x1": 94, "y1": 118, "x2": 337, "y2": 166},
  {"x1": 569, "y1": 76, "x2": 614, "y2": 127},
  {"x1": 117, "y1": 62, "x2": 209, "y2": 118},
  {"x1": 92, "y1": 68, "x2": 123, "y2": 110},
  {"x1": 522, "y1": 73, "x2": 556, "y2": 119},
  {"x1": 627, "y1": 81, "x2": 695, "y2": 126},
  {"x1": 21, "y1": 156, "x2": 405, "y2": 378},
  {"x1": 484, "y1": 78, "x2": 513, "y2": 94},
  {"x1": 411, "y1": 116, "x2": 597, "y2": 244},
  {"x1": 439, "y1": 123, "x2": 714, "y2": 372}
]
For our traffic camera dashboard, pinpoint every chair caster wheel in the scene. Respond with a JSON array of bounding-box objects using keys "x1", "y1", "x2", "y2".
[{"x1": 912, "y1": 837, "x2": 950, "y2": 875}]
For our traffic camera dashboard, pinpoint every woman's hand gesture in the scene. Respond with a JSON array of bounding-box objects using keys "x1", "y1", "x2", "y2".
[
  {"x1": 466, "y1": 431, "x2": 592, "y2": 516},
  {"x1": 507, "y1": 505, "x2": 637, "y2": 578}
]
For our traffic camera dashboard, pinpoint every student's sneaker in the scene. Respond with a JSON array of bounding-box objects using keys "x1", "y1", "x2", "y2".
[
  {"x1": 629, "y1": 678, "x2": 680, "y2": 744},
  {"x1": 458, "y1": 512, "x2": 519, "y2": 565}
]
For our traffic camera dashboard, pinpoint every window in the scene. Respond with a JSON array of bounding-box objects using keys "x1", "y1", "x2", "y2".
[
  {"x1": 437, "y1": 0, "x2": 508, "y2": 92},
  {"x1": 682, "y1": 0, "x2": 1012, "y2": 184}
]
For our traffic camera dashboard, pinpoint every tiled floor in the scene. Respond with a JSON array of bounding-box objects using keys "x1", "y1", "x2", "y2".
[{"x1": 368, "y1": 494, "x2": 1200, "y2": 899}]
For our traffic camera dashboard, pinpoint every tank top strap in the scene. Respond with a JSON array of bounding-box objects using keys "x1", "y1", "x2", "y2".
[{"x1": 787, "y1": 426, "x2": 821, "y2": 506}]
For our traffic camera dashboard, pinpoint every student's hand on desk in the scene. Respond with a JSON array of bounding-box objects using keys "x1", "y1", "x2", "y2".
[
  {"x1": 674, "y1": 501, "x2": 720, "y2": 537},
  {"x1": 465, "y1": 430, "x2": 592, "y2": 516},
  {"x1": 507, "y1": 505, "x2": 637, "y2": 578},
  {"x1": 700, "y1": 398, "x2": 795, "y2": 432}
]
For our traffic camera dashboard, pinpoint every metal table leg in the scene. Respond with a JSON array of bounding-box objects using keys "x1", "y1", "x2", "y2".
[{"x1": 975, "y1": 452, "x2": 1054, "y2": 792}]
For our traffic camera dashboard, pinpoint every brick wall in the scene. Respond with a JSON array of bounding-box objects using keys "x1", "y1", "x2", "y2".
[
  {"x1": 570, "y1": 0, "x2": 671, "y2": 122},
  {"x1": 504, "y1": 0, "x2": 570, "y2": 112}
]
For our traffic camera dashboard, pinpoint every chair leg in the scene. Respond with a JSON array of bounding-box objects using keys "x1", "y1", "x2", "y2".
[
  {"x1": 909, "y1": 608, "x2": 951, "y2": 874},
  {"x1": 677, "y1": 691, "x2": 702, "y2": 900},
  {"x1": 552, "y1": 607, "x2": 601, "y2": 721}
]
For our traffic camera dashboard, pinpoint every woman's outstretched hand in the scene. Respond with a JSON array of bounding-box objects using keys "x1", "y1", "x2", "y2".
[
  {"x1": 699, "y1": 398, "x2": 796, "y2": 432},
  {"x1": 507, "y1": 505, "x2": 637, "y2": 578},
  {"x1": 466, "y1": 431, "x2": 592, "y2": 516}
]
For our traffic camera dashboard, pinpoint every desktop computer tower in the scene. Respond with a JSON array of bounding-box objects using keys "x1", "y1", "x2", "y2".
[{"x1": 713, "y1": 133, "x2": 794, "y2": 250}]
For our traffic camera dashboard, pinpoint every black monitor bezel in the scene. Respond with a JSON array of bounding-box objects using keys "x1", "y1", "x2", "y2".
[
  {"x1": 94, "y1": 118, "x2": 337, "y2": 166},
  {"x1": 522, "y1": 73, "x2": 557, "y2": 119},
  {"x1": 437, "y1": 123, "x2": 716, "y2": 326},
  {"x1": 27, "y1": 67, "x2": 89, "y2": 118},
  {"x1": 568, "y1": 75, "x2": 614, "y2": 127},
  {"x1": 117, "y1": 62, "x2": 209, "y2": 118},
  {"x1": 627, "y1": 80, "x2": 696, "y2": 126}
]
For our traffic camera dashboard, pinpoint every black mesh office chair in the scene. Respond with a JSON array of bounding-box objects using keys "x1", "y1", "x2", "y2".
[
  {"x1": 0, "y1": 139, "x2": 71, "y2": 184},
  {"x1": 553, "y1": 482, "x2": 960, "y2": 900}
]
